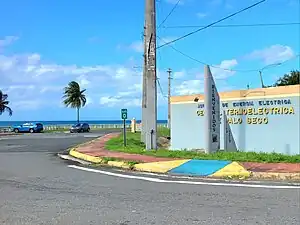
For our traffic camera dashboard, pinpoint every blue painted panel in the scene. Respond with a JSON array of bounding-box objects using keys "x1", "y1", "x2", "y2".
[{"x1": 169, "y1": 159, "x2": 231, "y2": 176}]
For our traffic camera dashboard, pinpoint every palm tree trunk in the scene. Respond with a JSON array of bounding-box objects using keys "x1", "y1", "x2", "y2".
[{"x1": 77, "y1": 107, "x2": 80, "y2": 123}]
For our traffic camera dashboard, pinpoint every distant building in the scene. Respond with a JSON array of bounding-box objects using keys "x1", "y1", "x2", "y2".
[{"x1": 170, "y1": 85, "x2": 300, "y2": 155}]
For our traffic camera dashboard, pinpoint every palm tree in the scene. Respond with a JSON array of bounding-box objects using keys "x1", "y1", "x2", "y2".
[
  {"x1": 62, "y1": 81, "x2": 87, "y2": 123},
  {"x1": 0, "y1": 90, "x2": 13, "y2": 116}
]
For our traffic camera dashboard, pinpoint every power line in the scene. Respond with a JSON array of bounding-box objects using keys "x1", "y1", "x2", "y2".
[
  {"x1": 134, "y1": 46, "x2": 299, "y2": 82},
  {"x1": 162, "y1": 22, "x2": 300, "y2": 29},
  {"x1": 157, "y1": 35, "x2": 300, "y2": 73},
  {"x1": 157, "y1": 78, "x2": 167, "y2": 98},
  {"x1": 157, "y1": 36, "x2": 257, "y2": 72},
  {"x1": 158, "y1": 0, "x2": 181, "y2": 28},
  {"x1": 157, "y1": 0, "x2": 267, "y2": 49}
]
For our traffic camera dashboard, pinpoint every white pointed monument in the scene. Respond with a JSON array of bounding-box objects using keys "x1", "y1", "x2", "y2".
[{"x1": 204, "y1": 65, "x2": 221, "y2": 153}]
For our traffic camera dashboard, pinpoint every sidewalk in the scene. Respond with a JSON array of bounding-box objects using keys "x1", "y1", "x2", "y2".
[{"x1": 69, "y1": 133, "x2": 300, "y2": 180}]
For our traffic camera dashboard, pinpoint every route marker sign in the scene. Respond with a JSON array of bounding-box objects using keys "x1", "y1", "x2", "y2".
[
  {"x1": 121, "y1": 108, "x2": 128, "y2": 146},
  {"x1": 121, "y1": 108, "x2": 128, "y2": 120}
]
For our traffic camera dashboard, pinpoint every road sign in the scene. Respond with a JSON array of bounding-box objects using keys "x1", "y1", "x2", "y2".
[
  {"x1": 121, "y1": 108, "x2": 128, "y2": 120},
  {"x1": 121, "y1": 109, "x2": 127, "y2": 146}
]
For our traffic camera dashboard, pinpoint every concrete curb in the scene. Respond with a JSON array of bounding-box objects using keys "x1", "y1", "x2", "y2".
[
  {"x1": 68, "y1": 149, "x2": 252, "y2": 179},
  {"x1": 66, "y1": 134, "x2": 299, "y2": 181},
  {"x1": 251, "y1": 172, "x2": 300, "y2": 180},
  {"x1": 69, "y1": 149, "x2": 134, "y2": 169}
]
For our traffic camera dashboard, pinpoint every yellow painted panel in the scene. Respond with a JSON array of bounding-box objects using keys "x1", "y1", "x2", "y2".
[
  {"x1": 171, "y1": 84, "x2": 300, "y2": 103},
  {"x1": 69, "y1": 149, "x2": 103, "y2": 163},
  {"x1": 134, "y1": 159, "x2": 190, "y2": 173},
  {"x1": 210, "y1": 162, "x2": 251, "y2": 178},
  {"x1": 107, "y1": 161, "x2": 130, "y2": 169}
]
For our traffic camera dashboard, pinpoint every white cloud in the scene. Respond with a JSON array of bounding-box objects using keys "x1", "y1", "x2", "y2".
[
  {"x1": 11, "y1": 100, "x2": 43, "y2": 110},
  {"x1": 0, "y1": 39, "x2": 145, "y2": 110},
  {"x1": 76, "y1": 74, "x2": 90, "y2": 88},
  {"x1": 174, "y1": 79, "x2": 203, "y2": 95},
  {"x1": 40, "y1": 86, "x2": 64, "y2": 93},
  {"x1": 196, "y1": 12, "x2": 207, "y2": 18},
  {"x1": 246, "y1": 44, "x2": 295, "y2": 65},
  {"x1": 158, "y1": 36, "x2": 177, "y2": 46},
  {"x1": 85, "y1": 97, "x2": 93, "y2": 106},
  {"x1": 117, "y1": 41, "x2": 143, "y2": 53},
  {"x1": 99, "y1": 95, "x2": 141, "y2": 108},
  {"x1": 2, "y1": 36, "x2": 295, "y2": 113},
  {"x1": 0, "y1": 36, "x2": 19, "y2": 49},
  {"x1": 129, "y1": 41, "x2": 143, "y2": 53},
  {"x1": 173, "y1": 70, "x2": 186, "y2": 79},
  {"x1": 173, "y1": 59, "x2": 238, "y2": 95},
  {"x1": 210, "y1": 59, "x2": 238, "y2": 79}
]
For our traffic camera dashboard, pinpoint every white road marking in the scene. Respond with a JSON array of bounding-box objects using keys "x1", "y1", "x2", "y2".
[
  {"x1": 58, "y1": 154, "x2": 91, "y2": 165},
  {"x1": 68, "y1": 165, "x2": 300, "y2": 189},
  {"x1": 83, "y1": 135, "x2": 99, "y2": 138}
]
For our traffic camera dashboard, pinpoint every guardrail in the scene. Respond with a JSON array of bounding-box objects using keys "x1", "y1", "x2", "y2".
[{"x1": 0, "y1": 123, "x2": 168, "y2": 132}]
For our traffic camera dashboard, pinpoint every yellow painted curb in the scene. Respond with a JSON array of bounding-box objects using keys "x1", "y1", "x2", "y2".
[
  {"x1": 69, "y1": 149, "x2": 103, "y2": 163},
  {"x1": 210, "y1": 162, "x2": 251, "y2": 178},
  {"x1": 107, "y1": 161, "x2": 131, "y2": 169},
  {"x1": 252, "y1": 172, "x2": 300, "y2": 180},
  {"x1": 134, "y1": 159, "x2": 190, "y2": 173},
  {"x1": 69, "y1": 149, "x2": 131, "y2": 169}
]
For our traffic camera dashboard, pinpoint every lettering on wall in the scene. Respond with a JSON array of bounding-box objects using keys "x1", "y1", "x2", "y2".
[
  {"x1": 196, "y1": 98, "x2": 296, "y2": 125},
  {"x1": 211, "y1": 84, "x2": 217, "y2": 136},
  {"x1": 222, "y1": 102, "x2": 228, "y2": 108}
]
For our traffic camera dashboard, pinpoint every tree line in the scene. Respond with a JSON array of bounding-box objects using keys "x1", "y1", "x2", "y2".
[
  {"x1": 265, "y1": 70, "x2": 299, "y2": 87},
  {"x1": 0, "y1": 70, "x2": 299, "y2": 120}
]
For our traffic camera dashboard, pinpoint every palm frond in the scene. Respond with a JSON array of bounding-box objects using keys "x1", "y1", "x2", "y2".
[
  {"x1": 0, "y1": 90, "x2": 13, "y2": 116},
  {"x1": 5, "y1": 106, "x2": 13, "y2": 116},
  {"x1": 62, "y1": 81, "x2": 87, "y2": 109}
]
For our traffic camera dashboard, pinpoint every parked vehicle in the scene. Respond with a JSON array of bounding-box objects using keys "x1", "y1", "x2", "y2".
[
  {"x1": 70, "y1": 123, "x2": 90, "y2": 133},
  {"x1": 12, "y1": 122, "x2": 44, "y2": 133}
]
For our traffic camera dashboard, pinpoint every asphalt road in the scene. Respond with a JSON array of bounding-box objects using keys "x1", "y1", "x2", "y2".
[{"x1": 0, "y1": 132, "x2": 299, "y2": 225}]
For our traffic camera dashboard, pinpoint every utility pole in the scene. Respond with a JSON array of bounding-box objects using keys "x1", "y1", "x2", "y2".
[
  {"x1": 144, "y1": 0, "x2": 157, "y2": 150},
  {"x1": 167, "y1": 68, "x2": 172, "y2": 130},
  {"x1": 141, "y1": 23, "x2": 147, "y2": 143}
]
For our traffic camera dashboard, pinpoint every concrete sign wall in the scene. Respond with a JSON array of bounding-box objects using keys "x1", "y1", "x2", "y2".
[
  {"x1": 170, "y1": 85, "x2": 300, "y2": 155},
  {"x1": 223, "y1": 110, "x2": 238, "y2": 152}
]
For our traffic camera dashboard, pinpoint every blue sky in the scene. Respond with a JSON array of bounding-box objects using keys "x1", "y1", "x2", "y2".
[{"x1": 0, "y1": 0, "x2": 299, "y2": 121}]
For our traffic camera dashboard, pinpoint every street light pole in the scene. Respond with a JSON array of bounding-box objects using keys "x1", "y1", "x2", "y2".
[
  {"x1": 167, "y1": 68, "x2": 172, "y2": 130},
  {"x1": 259, "y1": 70, "x2": 265, "y2": 88}
]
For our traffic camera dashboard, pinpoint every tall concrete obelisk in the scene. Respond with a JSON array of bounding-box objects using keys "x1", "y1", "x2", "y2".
[{"x1": 204, "y1": 65, "x2": 220, "y2": 153}]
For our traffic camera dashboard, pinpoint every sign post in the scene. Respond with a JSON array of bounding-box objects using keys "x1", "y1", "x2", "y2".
[{"x1": 121, "y1": 109, "x2": 128, "y2": 146}]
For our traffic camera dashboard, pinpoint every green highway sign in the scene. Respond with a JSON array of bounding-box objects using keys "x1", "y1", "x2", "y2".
[{"x1": 121, "y1": 108, "x2": 128, "y2": 120}]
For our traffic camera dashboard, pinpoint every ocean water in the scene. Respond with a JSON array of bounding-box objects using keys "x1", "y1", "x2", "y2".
[{"x1": 0, "y1": 120, "x2": 168, "y2": 127}]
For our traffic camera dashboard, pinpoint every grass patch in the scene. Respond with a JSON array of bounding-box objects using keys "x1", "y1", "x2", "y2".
[
  {"x1": 157, "y1": 126, "x2": 170, "y2": 137},
  {"x1": 105, "y1": 131, "x2": 300, "y2": 163}
]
